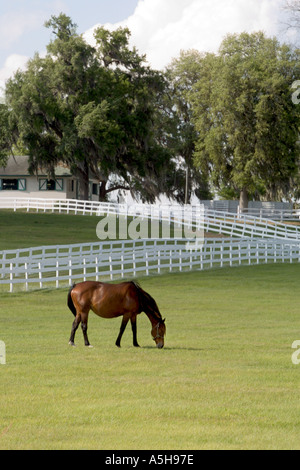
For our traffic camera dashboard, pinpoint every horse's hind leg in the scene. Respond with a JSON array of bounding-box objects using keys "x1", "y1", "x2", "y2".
[
  {"x1": 81, "y1": 312, "x2": 92, "y2": 348},
  {"x1": 69, "y1": 314, "x2": 81, "y2": 346},
  {"x1": 116, "y1": 315, "x2": 129, "y2": 348},
  {"x1": 131, "y1": 315, "x2": 140, "y2": 347}
]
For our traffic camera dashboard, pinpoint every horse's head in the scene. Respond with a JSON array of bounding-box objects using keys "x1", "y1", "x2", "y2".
[{"x1": 151, "y1": 318, "x2": 166, "y2": 349}]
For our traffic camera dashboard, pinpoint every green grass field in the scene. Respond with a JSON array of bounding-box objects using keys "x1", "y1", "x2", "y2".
[
  {"x1": 1, "y1": 209, "x2": 300, "y2": 449},
  {"x1": 1, "y1": 264, "x2": 300, "y2": 449},
  {"x1": 0, "y1": 211, "x2": 101, "y2": 250}
]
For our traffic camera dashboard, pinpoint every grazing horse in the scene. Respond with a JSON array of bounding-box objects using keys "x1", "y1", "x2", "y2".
[{"x1": 67, "y1": 281, "x2": 166, "y2": 348}]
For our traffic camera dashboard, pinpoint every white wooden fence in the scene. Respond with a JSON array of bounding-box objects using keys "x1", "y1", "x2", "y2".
[
  {"x1": 1, "y1": 197, "x2": 300, "y2": 292},
  {"x1": 1, "y1": 237, "x2": 300, "y2": 292},
  {"x1": 203, "y1": 209, "x2": 300, "y2": 240},
  {"x1": 238, "y1": 207, "x2": 300, "y2": 221},
  {"x1": 1, "y1": 197, "x2": 300, "y2": 240}
]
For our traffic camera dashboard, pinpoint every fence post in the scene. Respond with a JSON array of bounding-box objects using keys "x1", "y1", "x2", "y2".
[
  {"x1": 145, "y1": 251, "x2": 149, "y2": 276},
  {"x1": 133, "y1": 252, "x2": 136, "y2": 278},
  {"x1": 10, "y1": 263, "x2": 13, "y2": 293},
  {"x1": 158, "y1": 251, "x2": 161, "y2": 274},
  {"x1": 25, "y1": 262, "x2": 28, "y2": 291},
  {"x1": 56, "y1": 261, "x2": 59, "y2": 288},
  {"x1": 95, "y1": 257, "x2": 99, "y2": 281},
  {"x1": 109, "y1": 256, "x2": 113, "y2": 280},
  {"x1": 121, "y1": 254, "x2": 124, "y2": 278},
  {"x1": 179, "y1": 249, "x2": 183, "y2": 272},
  {"x1": 1, "y1": 252, "x2": 5, "y2": 279},
  {"x1": 83, "y1": 258, "x2": 86, "y2": 281},
  {"x1": 38, "y1": 262, "x2": 42, "y2": 289},
  {"x1": 220, "y1": 244, "x2": 224, "y2": 268},
  {"x1": 69, "y1": 259, "x2": 72, "y2": 286}
]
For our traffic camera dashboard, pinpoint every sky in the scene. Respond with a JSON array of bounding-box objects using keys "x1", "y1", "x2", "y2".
[{"x1": 0, "y1": 0, "x2": 299, "y2": 93}]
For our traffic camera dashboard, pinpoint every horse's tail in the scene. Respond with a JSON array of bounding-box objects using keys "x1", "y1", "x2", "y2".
[
  {"x1": 131, "y1": 281, "x2": 162, "y2": 319},
  {"x1": 67, "y1": 284, "x2": 77, "y2": 317}
]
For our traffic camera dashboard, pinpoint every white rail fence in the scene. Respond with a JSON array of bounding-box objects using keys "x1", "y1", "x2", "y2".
[
  {"x1": 1, "y1": 197, "x2": 300, "y2": 292},
  {"x1": 1, "y1": 197, "x2": 300, "y2": 241},
  {"x1": 238, "y1": 207, "x2": 300, "y2": 221},
  {"x1": 1, "y1": 196, "x2": 298, "y2": 220},
  {"x1": 203, "y1": 210, "x2": 300, "y2": 240},
  {"x1": 1, "y1": 238, "x2": 300, "y2": 292}
]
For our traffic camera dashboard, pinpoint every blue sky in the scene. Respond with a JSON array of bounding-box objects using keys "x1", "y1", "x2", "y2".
[
  {"x1": 0, "y1": 0, "x2": 298, "y2": 93},
  {"x1": 0, "y1": 0, "x2": 138, "y2": 65}
]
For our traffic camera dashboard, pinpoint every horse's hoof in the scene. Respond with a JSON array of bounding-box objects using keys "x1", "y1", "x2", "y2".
[
  {"x1": 69, "y1": 341, "x2": 76, "y2": 347},
  {"x1": 86, "y1": 345, "x2": 94, "y2": 348}
]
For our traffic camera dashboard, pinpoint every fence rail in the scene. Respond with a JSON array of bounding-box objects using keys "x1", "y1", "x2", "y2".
[
  {"x1": 1, "y1": 237, "x2": 300, "y2": 292},
  {"x1": 1, "y1": 197, "x2": 300, "y2": 241},
  {"x1": 0, "y1": 196, "x2": 298, "y2": 219},
  {"x1": 238, "y1": 207, "x2": 300, "y2": 221},
  {"x1": 1, "y1": 197, "x2": 300, "y2": 292},
  {"x1": 203, "y1": 210, "x2": 300, "y2": 240}
]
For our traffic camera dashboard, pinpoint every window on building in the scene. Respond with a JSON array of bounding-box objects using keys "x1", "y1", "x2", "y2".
[
  {"x1": 92, "y1": 183, "x2": 99, "y2": 196},
  {"x1": 0, "y1": 178, "x2": 26, "y2": 191},
  {"x1": 39, "y1": 179, "x2": 64, "y2": 191},
  {"x1": 68, "y1": 180, "x2": 75, "y2": 193},
  {"x1": 2, "y1": 179, "x2": 18, "y2": 190}
]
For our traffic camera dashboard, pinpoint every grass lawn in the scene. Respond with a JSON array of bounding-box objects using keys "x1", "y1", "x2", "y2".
[
  {"x1": 1, "y1": 264, "x2": 300, "y2": 449},
  {"x1": 0, "y1": 211, "x2": 188, "y2": 251},
  {"x1": 0, "y1": 211, "x2": 100, "y2": 250}
]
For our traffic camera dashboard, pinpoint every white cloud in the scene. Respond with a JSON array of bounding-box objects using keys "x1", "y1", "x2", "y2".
[
  {"x1": 84, "y1": 0, "x2": 290, "y2": 70},
  {"x1": 0, "y1": 11, "x2": 45, "y2": 50},
  {"x1": 0, "y1": 1, "x2": 68, "y2": 51},
  {"x1": 0, "y1": 54, "x2": 29, "y2": 92}
]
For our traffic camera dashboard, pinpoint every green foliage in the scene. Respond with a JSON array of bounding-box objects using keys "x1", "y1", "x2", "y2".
[
  {"x1": 166, "y1": 51, "x2": 213, "y2": 202},
  {"x1": 5, "y1": 14, "x2": 174, "y2": 202},
  {"x1": 5, "y1": 19, "x2": 300, "y2": 204},
  {"x1": 190, "y1": 32, "x2": 300, "y2": 205},
  {"x1": 0, "y1": 104, "x2": 12, "y2": 165}
]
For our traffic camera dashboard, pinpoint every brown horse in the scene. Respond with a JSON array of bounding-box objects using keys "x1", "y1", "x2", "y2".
[{"x1": 67, "y1": 280, "x2": 166, "y2": 348}]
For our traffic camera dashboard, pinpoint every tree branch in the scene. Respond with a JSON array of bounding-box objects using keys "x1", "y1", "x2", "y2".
[{"x1": 105, "y1": 184, "x2": 130, "y2": 194}]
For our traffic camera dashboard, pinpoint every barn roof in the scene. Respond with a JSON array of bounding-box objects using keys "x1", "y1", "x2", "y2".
[{"x1": 0, "y1": 155, "x2": 72, "y2": 177}]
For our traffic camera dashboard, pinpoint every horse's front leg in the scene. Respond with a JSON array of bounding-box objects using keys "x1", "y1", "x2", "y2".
[
  {"x1": 69, "y1": 314, "x2": 81, "y2": 346},
  {"x1": 115, "y1": 315, "x2": 129, "y2": 348},
  {"x1": 131, "y1": 315, "x2": 140, "y2": 347},
  {"x1": 81, "y1": 311, "x2": 92, "y2": 347}
]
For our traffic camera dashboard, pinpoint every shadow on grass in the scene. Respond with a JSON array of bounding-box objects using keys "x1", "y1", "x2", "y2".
[{"x1": 141, "y1": 345, "x2": 206, "y2": 351}]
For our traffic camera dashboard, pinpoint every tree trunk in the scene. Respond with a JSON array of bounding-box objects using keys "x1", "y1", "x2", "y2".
[
  {"x1": 185, "y1": 166, "x2": 190, "y2": 205},
  {"x1": 239, "y1": 188, "x2": 249, "y2": 211},
  {"x1": 99, "y1": 180, "x2": 108, "y2": 202},
  {"x1": 77, "y1": 160, "x2": 90, "y2": 200}
]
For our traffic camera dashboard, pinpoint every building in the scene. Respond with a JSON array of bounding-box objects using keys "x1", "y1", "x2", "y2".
[{"x1": 0, "y1": 155, "x2": 100, "y2": 201}]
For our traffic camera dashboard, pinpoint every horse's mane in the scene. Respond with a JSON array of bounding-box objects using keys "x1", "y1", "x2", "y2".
[{"x1": 131, "y1": 281, "x2": 163, "y2": 322}]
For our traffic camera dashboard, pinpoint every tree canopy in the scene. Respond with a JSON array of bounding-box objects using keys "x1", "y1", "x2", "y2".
[
  {"x1": 5, "y1": 14, "x2": 175, "y2": 201},
  {"x1": 0, "y1": 103, "x2": 12, "y2": 166},
  {"x1": 165, "y1": 50, "x2": 213, "y2": 203},
  {"x1": 190, "y1": 32, "x2": 300, "y2": 207},
  {"x1": 3, "y1": 16, "x2": 300, "y2": 205}
]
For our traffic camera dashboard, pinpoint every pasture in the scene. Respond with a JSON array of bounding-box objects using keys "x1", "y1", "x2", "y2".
[
  {"x1": 0, "y1": 211, "x2": 100, "y2": 250},
  {"x1": 1, "y1": 264, "x2": 300, "y2": 449}
]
